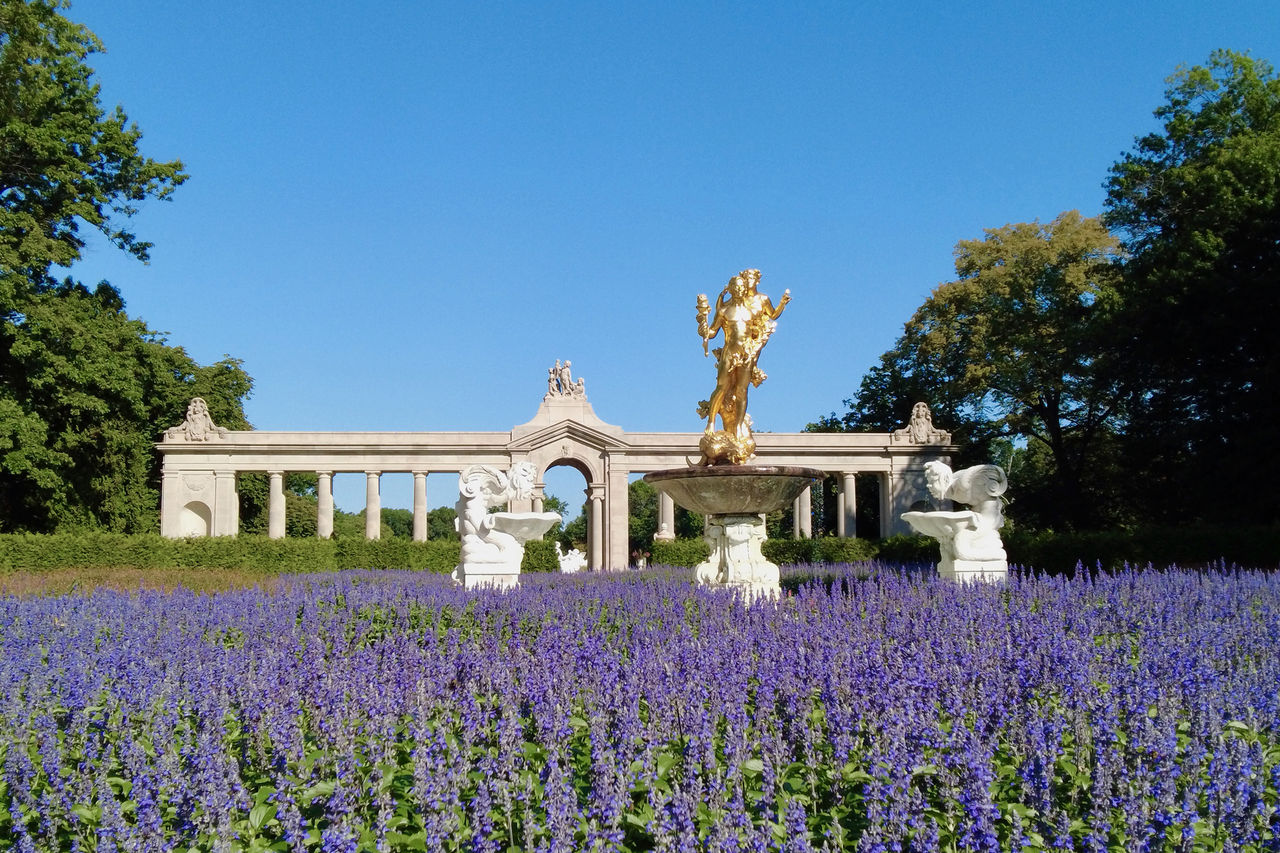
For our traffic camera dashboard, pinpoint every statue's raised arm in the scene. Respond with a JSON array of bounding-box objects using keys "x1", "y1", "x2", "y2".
[
  {"x1": 765, "y1": 288, "x2": 791, "y2": 320},
  {"x1": 696, "y1": 293, "x2": 711, "y2": 355}
]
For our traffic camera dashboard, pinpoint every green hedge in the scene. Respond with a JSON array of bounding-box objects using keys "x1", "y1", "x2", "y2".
[
  {"x1": 520, "y1": 540, "x2": 559, "y2": 573},
  {"x1": 0, "y1": 532, "x2": 460, "y2": 574},
  {"x1": 0, "y1": 532, "x2": 575, "y2": 576},
  {"x1": 650, "y1": 538, "x2": 711, "y2": 567},
  {"x1": 651, "y1": 536, "x2": 878, "y2": 568},
  {"x1": 762, "y1": 536, "x2": 877, "y2": 565},
  {"x1": 1005, "y1": 525, "x2": 1280, "y2": 574},
  {"x1": 5, "y1": 525, "x2": 1275, "y2": 577},
  {"x1": 873, "y1": 534, "x2": 939, "y2": 565},
  {"x1": 850, "y1": 526, "x2": 1280, "y2": 574},
  {"x1": 780, "y1": 565, "x2": 875, "y2": 595}
]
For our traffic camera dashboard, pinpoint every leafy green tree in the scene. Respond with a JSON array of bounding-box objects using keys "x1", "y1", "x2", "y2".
[
  {"x1": 1104, "y1": 50, "x2": 1280, "y2": 523},
  {"x1": 427, "y1": 506, "x2": 459, "y2": 541},
  {"x1": 381, "y1": 508, "x2": 414, "y2": 539},
  {"x1": 286, "y1": 472, "x2": 317, "y2": 498},
  {"x1": 1, "y1": 281, "x2": 250, "y2": 532},
  {"x1": 540, "y1": 494, "x2": 568, "y2": 541},
  {"x1": 673, "y1": 507, "x2": 703, "y2": 539},
  {"x1": 806, "y1": 325, "x2": 1003, "y2": 470},
  {"x1": 817, "y1": 212, "x2": 1127, "y2": 530},
  {"x1": 0, "y1": 1, "x2": 245, "y2": 532},
  {"x1": 345, "y1": 510, "x2": 392, "y2": 541},
  {"x1": 0, "y1": 0, "x2": 187, "y2": 298},
  {"x1": 327, "y1": 509, "x2": 360, "y2": 540},
  {"x1": 561, "y1": 501, "x2": 587, "y2": 549},
  {"x1": 628, "y1": 479, "x2": 657, "y2": 555},
  {"x1": 284, "y1": 493, "x2": 317, "y2": 538}
]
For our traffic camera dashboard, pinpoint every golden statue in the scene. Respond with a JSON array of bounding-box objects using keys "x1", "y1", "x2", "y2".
[{"x1": 695, "y1": 269, "x2": 790, "y2": 465}]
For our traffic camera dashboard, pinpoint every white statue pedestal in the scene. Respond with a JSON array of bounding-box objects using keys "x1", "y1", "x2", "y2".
[
  {"x1": 695, "y1": 513, "x2": 780, "y2": 600},
  {"x1": 455, "y1": 566, "x2": 520, "y2": 591},
  {"x1": 644, "y1": 465, "x2": 823, "y2": 601},
  {"x1": 902, "y1": 510, "x2": 1009, "y2": 583},
  {"x1": 944, "y1": 559, "x2": 1009, "y2": 583}
]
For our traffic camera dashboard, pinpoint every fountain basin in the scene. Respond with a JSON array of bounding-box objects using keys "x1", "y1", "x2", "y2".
[
  {"x1": 643, "y1": 465, "x2": 824, "y2": 598},
  {"x1": 489, "y1": 511, "x2": 561, "y2": 542},
  {"x1": 642, "y1": 465, "x2": 824, "y2": 515}
]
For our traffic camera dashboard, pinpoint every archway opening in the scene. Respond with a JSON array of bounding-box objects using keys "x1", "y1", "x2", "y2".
[
  {"x1": 541, "y1": 458, "x2": 591, "y2": 552},
  {"x1": 180, "y1": 501, "x2": 212, "y2": 537}
]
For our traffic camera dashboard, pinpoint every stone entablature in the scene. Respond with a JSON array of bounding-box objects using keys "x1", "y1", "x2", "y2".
[{"x1": 158, "y1": 375, "x2": 956, "y2": 570}]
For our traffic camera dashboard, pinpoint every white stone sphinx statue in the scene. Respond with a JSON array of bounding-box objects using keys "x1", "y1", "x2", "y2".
[
  {"x1": 554, "y1": 541, "x2": 588, "y2": 574},
  {"x1": 902, "y1": 460, "x2": 1009, "y2": 581},
  {"x1": 452, "y1": 462, "x2": 561, "y2": 590}
]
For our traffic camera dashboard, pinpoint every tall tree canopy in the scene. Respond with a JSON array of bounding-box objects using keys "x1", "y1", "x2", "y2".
[
  {"x1": 1104, "y1": 50, "x2": 1280, "y2": 523},
  {"x1": 0, "y1": 0, "x2": 187, "y2": 295},
  {"x1": 822, "y1": 51, "x2": 1280, "y2": 531},
  {"x1": 0, "y1": 0, "x2": 249, "y2": 532},
  {"x1": 815, "y1": 212, "x2": 1126, "y2": 529}
]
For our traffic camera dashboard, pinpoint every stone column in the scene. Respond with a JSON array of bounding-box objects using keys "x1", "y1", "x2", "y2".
[
  {"x1": 655, "y1": 491, "x2": 676, "y2": 541},
  {"x1": 412, "y1": 472, "x2": 428, "y2": 541},
  {"x1": 533, "y1": 484, "x2": 545, "y2": 514},
  {"x1": 365, "y1": 471, "x2": 381, "y2": 540},
  {"x1": 606, "y1": 465, "x2": 629, "y2": 570},
  {"x1": 841, "y1": 472, "x2": 857, "y2": 538},
  {"x1": 160, "y1": 471, "x2": 181, "y2": 537},
  {"x1": 797, "y1": 485, "x2": 813, "y2": 538},
  {"x1": 268, "y1": 471, "x2": 286, "y2": 539},
  {"x1": 588, "y1": 485, "x2": 605, "y2": 570},
  {"x1": 317, "y1": 471, "x2": 334, "y2": 539},
  {"x1": 214, "y1": 472, "x2": 239, "y2": 536}
]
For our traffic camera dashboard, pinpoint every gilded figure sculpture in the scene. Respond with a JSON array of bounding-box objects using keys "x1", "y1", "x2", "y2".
[{"x1": 695, "y1": 269, "x2": 790, "y2": 465}]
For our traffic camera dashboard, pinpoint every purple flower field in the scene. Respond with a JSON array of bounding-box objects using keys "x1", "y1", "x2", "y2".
[{"x1": 2, "y1": 565, "x2": 1278, "y2": 852}]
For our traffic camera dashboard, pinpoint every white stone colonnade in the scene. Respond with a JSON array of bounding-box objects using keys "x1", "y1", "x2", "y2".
[{"x1": 159, "y1": 385, "x2": 955, "y2": 569}]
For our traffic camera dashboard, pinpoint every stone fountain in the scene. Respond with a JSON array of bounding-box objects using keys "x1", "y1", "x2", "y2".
[
  {"x1": 644, "y1": 269, "x2": 822, "y2": 598},
  {"x1": 902, "y1": 460, "x2": 1009, "y2": 582},
  {"x1": 453, "y1": 462, "x2": 561, "y2": 590}
]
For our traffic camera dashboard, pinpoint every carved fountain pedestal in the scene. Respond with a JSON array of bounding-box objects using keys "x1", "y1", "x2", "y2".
[{"x1": 644, "y1": 465, "x2": 823, "y2": 599}]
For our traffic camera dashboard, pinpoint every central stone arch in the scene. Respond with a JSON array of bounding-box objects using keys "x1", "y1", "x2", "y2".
[
  {"x1": 533, "y1": 456, "x2": 597, "y2": 565},
  {"x1": 508, "y1": 394, "x2": 629, "y2": 569}
]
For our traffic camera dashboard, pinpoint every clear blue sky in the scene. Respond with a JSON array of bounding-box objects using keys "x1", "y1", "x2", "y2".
[{"x1": 68, "y1": 1, "x2": 1280, "y2": 513}]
